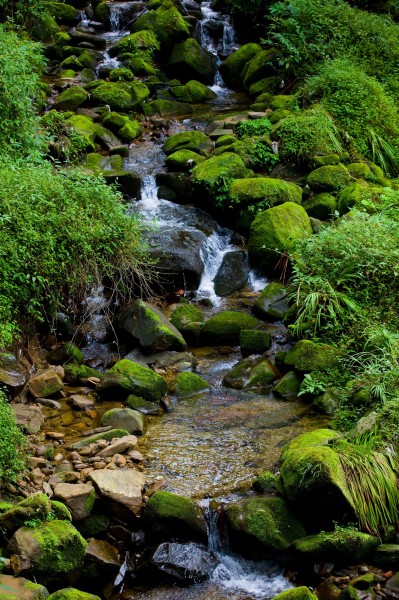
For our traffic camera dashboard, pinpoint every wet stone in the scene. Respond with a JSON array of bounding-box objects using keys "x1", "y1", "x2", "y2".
[
  {"x1": 69, "y1": 394, "x2": 95, "y2": 410},
  {"x1": 152, "y1": 542, "x2": 219, "y2": 582},
  {"x1": 13, "y1": 404, "x2": 44, "y2": 434}
]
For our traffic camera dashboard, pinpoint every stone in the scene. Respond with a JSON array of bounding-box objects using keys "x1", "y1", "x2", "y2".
[
  {"x1": 252, "y1": 470, "x2": 279, "y2": 494},
  {"x1": 69, "y1": 394, "x2": 95, "y2": 410},
  {"x1": 118, "y1": 300, "x2": 187, "y2": 351},
  {"x1": 253, "y1": 282, "x2": 290, "y2": 321},
  {"x1": 89, "y1": 469, "x2": 145, "y2": 515},
  {"x1": 92, "y1": 81, "x2": 150, "y2": 112},
  {"x1": 272, "y1": 371, "x2": 302, "y2": 400},
  {"x1": 201, "y1": 311, "x2": 259, "y2": 346},
  {"x1": 53, "y1": 86, "x2": 88, "y2": 111},
  {"x1": 28, "y1": 368, "x2": 64, "y2": 398},
  {"x1": 97, "y1": 359, "x2": 167, "y2": 402},
  {"x1": 169, "y1": 304, "x2": 204, "y2": 345},
  {"x1": 165, "y1": 149, "x2": 205, "y2": 171},
  {"x1": 97, "y1": 435, "x2": 138, "y2": 457},
  {"x1": 0, "y1": 574, "x2": 49, "y2": 599},
  {"x1": 167, "y1": 38, "x2": 216, "y2": 85},
  {"x1": 0, "y1": 351, "x2": 28, "y2": 392},
  {"x1": 48, "y1": 590, "x2": 100, "y2": 600},
  {"x1": 170, "y1": 80, "x2": 216, "y2": 103},
  {"x1": 192, "y1": 153, "x2": 251, "y2": 192},
  {"x1": 101, "y1": 409, "x2": 145, "y2": 435},
  {"x1": 152, "y1": 542, "x2": 218, "y2": 581},
  {"x1": 372, "y1": 544, "x2": 399, "y2": 568},
  {"x1": 219, "y1": 43, "x2": 262, "y2": 89},
  {"x1": 109, "y1": 30, "x2": 160, "y2": 56},
  {"x1": 213, "y1": 251, "x2": 249, "y2": 296},
  {"x1": 229, "y1": 178, "x2": 302, "y2": 212},
  {"x1": 223, "y1": 356, "x2": 278, "y2": 390},
  {"x1": 53, "y1": 483, "x2": 95, "y2": 521},
  {"x1": 307, "y1": 165, "x2": 352, "y2": 192},
  {"x1": 68, "y1": 429, "x2": 130, "y2": 451},
  {"x1": 284, "y1": 340, "x2": 341, "y2": 372},
  {"x1": 126, "y1": 395, "x2": 161, "y2": 415},
  {"x1": 273, "y1": 588, "x2": 318, "y2": 600},
  {"x1": 242, "y1": 48, "x2": 277, "y2": 89},
  {"x1": 293, "y1": 531, "x2": 379, "y2": 563},
  {"x1": 85, "y1": 538, "x2": 120, "y2": 575},
  {"x1": 163, "y1": 131, "x2": 213, "y2": 157},
  {"x1": 0, "y1": 494, "x2": 52, "y2": 531},
  {"x1": 240, "y1": 329, "x2": 271, "y2": 356},
  {"x1": 312, "y1": 387, "x2": 340, "y2": 415},
  {"x1": 131, "y1": 4, "x2": 190, "y2": 46},
  {"x1": 7, "y1": 520, "x2": 87, "y2": 576},
  {"x1": 225, "y1": 496, "x2": 306, "y2": 555},
  {"x1": 13, "y1": 404, "x2": 44, "y2": 434},
  {"x1": 173, "y1": 372, "x2": 208, "y2": 397},
  {"x1": 303, "y1": 193, "x2": 337, "y2": 220}
]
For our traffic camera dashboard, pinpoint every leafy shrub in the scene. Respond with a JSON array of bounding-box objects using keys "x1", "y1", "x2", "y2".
[
  {"x1": 236, "y1": 117, "x2": 273, "y2": 138},
  {"x1": 0, "y1": 0, "x2": 45, "y2": 31},
  {"x1": 40, "y1": 111, "x2": 90, "y2": 163},
  {"x1": 0, "y1": 390, "x2": 27, "y2": 484},
  {"x1": 0, "y1": 160, "x2": 150, "y2": 345}
]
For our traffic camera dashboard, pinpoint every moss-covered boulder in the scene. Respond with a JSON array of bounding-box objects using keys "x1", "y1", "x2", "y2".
[
  {"x1": 272, "y1": 371, "x2": 302, "y2": 400},
  {"x1": 109, "y1": 67, "x2": 135, "y2": 82},
  {"x1": 201, "y1": 311, "x2": 259, "y2": 345},
  {"x1": 248, "y1": 202, "x2": 312, "y2": 273},
  {"x1": 284, "y1": 340, "x2": 340, "y2": 372},
  {"x1": 229, "y1": 178, "x2": 302, "y2": 211},
  {"x1": 32, "y1": 12, "x2": 59, "y2": 42},
  {"x1": 173, "y1": 372, "x2": 208, "y2": 397},
  {"x1": 252, "y1": 470, "x2": 279, "y2": 493},
  {"x1": 102, "y1": 111, "x2": 128, "y2": 131},
  {"x1": 242, "y1": 48, "x2": 277, "y2": 90},
  {"x1": 131, "y1": 4, "x2": 190, "y2": 46},
  {"x1": 347, "y1": 162, "x2": 372, "y2": 179},
  {"x1": 307, "y1": 164, "x2": 352, "y2": 192},
  {"x1": 144, "y1": 99, "x2": 193, "y2": 118},
  {"x1": 225, "y1": 497, "x2": 306, "y2": 555},
  {"x1": 54, "y1": 86, "x2": 88, "y2": 111},
  {"x1": 60, "y1": 55, "x2": 82, "y2": 70},
  {"x1": 279, "y1": 430, "x2": 355, "y2": 527},
  {"x1": 92, "y1": 81, "x2": 150, "y2": 111},
  {"x1": 7, "y1": 520, "x2": 87, "y2": 575},
  {"x1": 48, "y1": 590, "x2": 100, "y2": 600},
  {"x1": 337, "y1": 181, "x2": 381, "y2": 214},
  {"x1": 240, "y1": 329, "x2": 271, "y2": 357},
  {"x1": 167, "y1": 38, "x2": 217, "y2": 85},
  {"x1": 0, "y1": 575, "x2": 49, "y2": 600},
  {"x1": 109, "y1": 30, "x2": 160, "y2": 56},
  {"x1": 253, "y1": 282, "x2": 289, "y2": 321},
  {"x1": 223, "y1": 356, "x2": 278, "y2": 390},
  {"x1": 101, "y1": 407, "x2": 145, "y2": 435},
  {"x1": 169, "y1": 304, "x2": 204, "y2": 345},
  {"x1": 293, "y1": 530, "x2": 379, "y2": 563},
  {"x1": 170, "y1": 80, "x2": 216, "y2": 103},
  {"x1": 47, "y1": 2, "x2": 79, "y2": 24},
  {"x1": 219, "y1": 43, "x2": 262, "y2": 89},
  {"x1": 118, "y1": 300, "x2": 187, "y2": 351},
  {"x1": 312, "y1": 387, "x2": 340, "y2": 415},
  {"x1": 119, "y1": 119, "x2": 142, "y2": 142},
  {"x1": 165, "y1": 150, "x2": 205, "y2": 171},
  {"x1": 68, "y1": 429, "x2": 130, "y2": 451},
  {"x1": 97, "y1": 359, "x2": 167, "y2": 402},
  {"x1": 273, "y1": 588, "x2": 318, "y2": 600},
  {"x1": 192, "y1": 153, "x2": 251, "y2": 191},
  {"x1": 63, "y1": 364, "x2": 103, "y2": 384},
  {"x1": 47, "y1": 342, "x2": 84, "y2": 365},
  {"x1": 143, "y1": 491, "x2": 207, "y2": 542},
  {"x1": 0, "y1": 494, "x2": 52, "y2": 531},
  {"x1": 163, "y1": 130, "x2": 213, "y2": 157},
  {"x1": 302, "y1": 193, "x2": 336, "y2": 220}
]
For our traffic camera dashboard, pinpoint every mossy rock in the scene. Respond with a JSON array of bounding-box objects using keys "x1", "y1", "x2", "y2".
[
  {"x1": 337, "y1": 182, "x2": 378, "y2": 214},
  {"x1": 169, "y1": 303, "x2": 204, "y2": 345},
  {"x1": 252, "y1": 470, "x2": 278, "y2": 494},
  {"x1": 347, "y1": 162, "x2": 372, "y2": 179},
  {"x1": 47, "y1": 342, "x2": 84, "y2": 365},
  {"x1": 109, "y1": 31, "x2": 160, "y2": 57},
  {"x1": 165, "y1": 150, "x2": 205, "y2": 171},
  {"x1": 118, "y1": 300, "x2": 187, "y2": 351},
  {"x1": 68, "y1": 429, "x2": 130, "y2": 451},
  {"x1": 96, "y1": 359, "x2": 167, "y2": 402},
  {"x1": 167, "y1": 38, "x2": 216, "y2": 85},
  {"x1": 92, "y1": 81, "x2": 149, "y2": 111},
  {"x1": 272, "y1": 371, "x2": 302, "y2": 400},
  {"x1": 163, "y1": 130, "x2": 212, "y2": 157},
  {"x1": 0, "y1": 494, "x2": 52, "y2": 531},
  {"x1": 131, "y1": 5, "x2": 190, "y2": 46},
  {"x1": 249, "y1": 76, "x2": 279, "y2": 97},
  {"x1": 76, "y1": 514, "x2": 110, "y2": 538},
  {"x1": 280, "y1": 429, "x2": 340, "y2": 463},
  {"x1": 253, "y1": 282, "x2": 289, "y2": 321},
  {"x1": 215, "y1": 134, "x2": 237, "y2": 148},
  {"x1": 102, "y1": 111, "x2": 128, "y2": 131},
  {"x1": 101, "y1": 407, "x2": 145, "y2": 435},
  {"x1": 201, "y1": 311, "x2": 259, "y2": 346},
  {"x1": 248, "y1": 202, "x2": 312, "y2": 273},
  {"x1": 270, "y1": 95, "x2": 297, "y2": 111},
  {"x1": 223, "y1": 356, "x2": 278, "y2": 390},
  {"x1": 109, "y1": 67, "x2": 135, "y2": 82},
  {"x1": 239, "y1": 329, "x2": 271, "y2": 357},
  {"x1": 284, "y1": 340, "x2": 341, "y2": 372},
  {"x1": 60, "y1": 55, "x2": 82, "y2": 70},
  {"x1": 79, "y1": 50, "x2": 99, "y2": 70},
  {"x1": 307, "y1": 164, "x2": 352, "y2": 192},
  {"x1": 48, "y1": 2, "x2": 79, "y2": 24},
  {"x1": 48, "y1": 589, "x2": 101, "y2": 600},
  {"x1": 65, "y1": 115, "x2": 97, "y2": 140},
  {"x1": 119, "y1": 120, "x2": 142, "y2": 142},
  {"x1": 0, "y1": 575, "x2": 49, "y2": 600},
  {"x1": 192, "y1": 152, "x2": 251, "y2": 191},
  {"x1": 219, "y1": 43, "x2": 262, "y2": 89},
  {"x1": 60, "y1": 69, "x2": 76, "y2": 79},
  {"x1": 273, "y1": 588, "x2": 318, "y2": 600},
  {"x1": 126, "y1": 395, "x2": 160, "y2": 415},
  {"x1": 50, "y1": 501, "x2": 72, "y2": 521},
  {"x1": 311, "y1": 154, "x2": 342, "y2": 168},
  {"x1": 7, "y1": 520, "x2": 87, "y2": 576},
  {"x1": 225, "y1": 496, "x2": 306, "y2": 555},
  {"x1": 120, "y1": 55, "x2": 157, "y2": 76},
  {"x1": 229, "y1": 178, "x2": 302, "y2": 212},
  {"x1": 268, "y1": 108, "x2": 292, "y2": 125},
  {"x1": 144, "y1": 99, "x2": 193, "y2": 118},
  {"x1": 312, "y1": 387, "x2": 340, "y2": 415},
  {"x1": 54, "y1": 86, "x2": 88, "y2": 111},
  {"x1": 372, "y1": 543, "x2": 399, "y2": 568},
  {"x1": 173, "y1": 372, "x2": 208, "y2": 397},
  {"x1": 171, "y1": 80, "x2": 216, "y2": 103},
  {"x1": 293, "y1": 530, "x2": 379, "y2": 563},
  {"x1": 63, "y1": 364, "x2": 103, "y2": 384},
  {"x1": 302, "y1": 193, "x2": 336, "y2": 220},
  {"x1": 95, "y1": 1, "x2": 110, "y2": 23},
  {"x1": 143, "y1": 491, "x2": 207, "y2": 542},
  {"x1": 279, "y1": 430, "x2": 355, "y2": 528},
  {"x1": 242, "y1": 48, "x2": 277, "y2": 90},
  {"x1": 32, "y1": 12, "x2": 59, "y2": 42}
]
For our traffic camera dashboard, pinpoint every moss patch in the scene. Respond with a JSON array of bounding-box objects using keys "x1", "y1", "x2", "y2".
[
  {"x1": 202, "y1": 311, "x2": 259, "y2": 346},
  {"x1": 173, "y1": 372, "x2": 208, "y2": 397},
  {"x1": 143, "y1": 491, "x2": 206, "y2": 542}
]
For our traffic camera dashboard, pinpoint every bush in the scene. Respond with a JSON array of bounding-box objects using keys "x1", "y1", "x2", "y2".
[
  {"x1": 236, "y1": 117, "x2": 273, "y2": 138},
  {"x1": 0, "y1": 0, "x2": 46, "y2": 32},
  {"x1": 0, "y1": 160, "x2": 150, "y2": 345},
  {"x1": 0, "y1": 391, "x2": 27, "y2": 484}
]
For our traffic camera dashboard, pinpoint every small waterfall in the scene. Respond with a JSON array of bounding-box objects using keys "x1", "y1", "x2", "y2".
[
  {"x1": 109, "y1": 2, "x2": 134, "y2": 32},
  {"x1": 197, "y1": 229, "x2": 235, "y2": 304}
]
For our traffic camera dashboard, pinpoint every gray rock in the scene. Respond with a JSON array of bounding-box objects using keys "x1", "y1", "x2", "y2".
[
  {"x1": 28, "y1": 368, "x2": 64, "y2": 399},
  {"x1": 214, "y1": 251, "x2": 249, "y2": 296},
  {"x1": 89, "y1": 469, "x2": 145, "y2": 515},
  {"x1": 101, "y1": 409, "x2": 145, "y2": 435},
  {"x1": 13, "y1": 404, "x2": 44, "y2": 434},
  {"x1": 152, "y1": 542, "x2": 218, "y2": 581},
  {"x1": 0, "y1": 351, "x2": 28, "y2": 392},
  {"x1": 97, "y1": 434, "x2": 138, "y2": 457},
  {"x1": 253, "y1": 282, "x2": 289, "y2": 321},
  {"x1": 53, "y1": 483, "x2": 95, "y2": 521}
]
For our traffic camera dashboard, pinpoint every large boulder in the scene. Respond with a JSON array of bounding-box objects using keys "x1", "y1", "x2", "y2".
[
  {"x1": 253, "y1": 282, "x2": 289, "y2": 321},
  {"x1": 91, "y1": 81, "x2": 150, "y2": 111},
  {"x1": 279, "y1": 430, "x2": 356, "y2": 528},
  {"x1": 229, "y1": 178, "x2": 302, "y2": 212},
  {"x1": 53, "y1": 86, "x2": 88, "y2": 111},
  {"x1": 170, "y1": 80, "x2": 217, "y2": 103},
  {"x1": 101, "y1": 407, "x2": 145, "y2": 435},
  {"x1": 165, "y1": 150, "x2": 205, "y2": 171},
  {"x1": 47, "y1": 2, "x2": 80, "y2": 24},
  {"x1": 152, "y1": 542, "x2": 217, "y2": 581},
  {"x1": 163, "y1": 131, "x2": 213, "y2": 157},
  {"x1": 284, "y1": 340, "x2": 341, "y2": 372},
  {"x1": 307, "y1": 165, "x2": 352, "y2": 192},
  {"x1": 302, "y1": 193, "x2": 337, "y2": 220},
  {"x1": 219, "y1": 43, "x2": 262, "y2": 89},
  {"x1": 118, "y1": 300, "x2": 187, "y2": 351},
  {"x1": 201, "y1": 311, "x2": 259, "y2": 345},
  {"x1": 143, "y1": 491, "x2": 207, "y2": 542},
  {"x1": 242, "y1": 48, "x2": 277, "y2": 90},
  {"x1": 109, "y1": 30, "x2": 160, "y2": 56},
  {"x1": 167, "y1": 38, "x2": 217, "y2": 85},
  {"x1": 96, "y1": 359, "x2": 167, "y2": 402},
  {"x1": 223, "y1": 356, "x2": 278, "y2": 390},
  {"x1": 13, "y1": 404, "x2": 44, "y2": 434},
  {"x1": 53, "y1": 483, "x2": 95, "y2": 521},
  {"x1": 89, "y1": 469, "x2": 145, "y2": 516},
  {"x1": 248, "y1": 202, "x2": 312, "y2": 273},
  {"x1": 0, "y1": 574, "x2": 49, "y2": 600},
  {"x1": 169, "y1": 304, "x2": 204, "y2": 345},
  {"x1": 239, "y1": 329, "x2": 271, "y2": 357},
  {"x1": 48, "y1": 589, "x2": 100, "y2": 600},
  {"x1": 131, "y1": 4, "x2": 191, "y2": 46},
  {"x1": 213, "y1": 251, "x2": 249, "y2": 296},
  {"x1": 7, "y1": 520, "x2": 87, "y2": 576},
  {"x1": 0, "y1": 351, "x2": 29, "y2": 393},
  {"x1": 225, "y1": 497, "x2": 306, "y2": 555},
  {"x1": 293, "y1": 531, "x2": 379, "y2": 563},
  {"x1": 192, "y1": 153, "x2": 251, "y2": 194}
]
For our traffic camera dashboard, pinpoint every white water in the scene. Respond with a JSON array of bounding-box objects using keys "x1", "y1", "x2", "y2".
[{"x1": 197, "y1": 229, "x2": 235, "y2": 305}]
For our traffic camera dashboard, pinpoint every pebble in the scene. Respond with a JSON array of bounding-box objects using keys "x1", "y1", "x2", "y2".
[
  {"x1": 70, "y1": 451, "x2": 81, "y2": 461},
  {"x1": 93, "y1": 461, "x2": 107, "y2": 469},
  {"x1": 127, "y1": 450, "x2": 144, "y2": 462},
  {"x1": 75, "y1": 463, "x2": 89, "y2": 471},
  {"x1": 46, "y1": 431, "x2": 65, "y2": 440},
  {"x1": 54, "y1": 453, "x2": 63, "y2": 462},
  {"x1": 112, "y1": 454, "x2": 126, "y2": 467},
  {"x1": 80, "y1": 467, "x2": 94, "y2": 479}
]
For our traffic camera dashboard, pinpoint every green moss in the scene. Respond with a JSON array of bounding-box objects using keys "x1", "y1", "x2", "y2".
[
  {"x1": 174, "y1": 372, "x2": 208, "y2": 397},
  {"x1": 229, "y1": 178, "x2": 302, "y2": 213},
  {"x1": 144, "y1": 99, "x2": 193, "y2": 118},
  {"x1": 119, "y1": 120, "x2": 142, "y2": 142},
  {"x1": 32, "y1": 12, "x2": 59, "y2": 42},
  {"x1": 253, "y1": 282, "x2": 289, "y2": 321},
  {"x1": 281, "y1": 429, "x2": 340, "y2": 462},
  {"x1": 79, "y1": 50, "x2": 98, "y2": 70},
  {"x1": 270, "y1": 95, "x2": 297, "y2": 111},
  {"x1": 120, "y1": 55, "x2": 156, "y2": 76},
  {"x1": 168, "y1": 304, "x2": 203, "y2": 345},
  {"x1": 311, "y1": 154, "x2": 342, "y2": 168},
  {"x1": 68, "y1": 429, "x2": 130, "y2": 451},
  {"x1": 302, "y1": 193, "x2": 336, "y2": 220},
  {"x1": 249, "y1": 77, "x2": 279, "y2": 98},
  {"x1": 167, "y1": 38, "x2": 215, "y2": 85},
  {"x1": 60, "y1": 70, "x2": 76, "y2": 79},
  {"x1": 192, "y1": 153, "x2": 251, "y2": 191},
  {"x1": 50, "y1": 501, "x2": 72, "y2": 521},
  {"x1": 101, "y1": 358, "x2": 167, "y2": 401},
  {"x1": 0, "y1": 494, "x2": 51, "y2": 530},
  {"x1": 63, "y1": 364, "x2": 103, "y2": 384},
  {"x1": 165, "y1": 150, "x2": 205, "y2": 171},
  {"x1": 225, "y1": 497, "x2": 306, "y2": 553},
  {"x1": 253, "y1": 470, "x2": 278, "y2": 493},
  {"x1": 110, "y1": 30, "x2": 160, "y2": 57},
  {"x1": 242, "y1": 49, "x2": 277, "y2": 90},
  {"x1": 248, "y1": 202, "x2": 312, "y2": 273},
  {"x1": 48, "y1": 588, "x2": 101, "y2": 600},
  {"x1": 163, "y1": 131, "x2": 212, "y2": 157},
  {"x1": 219, "y1": 43, "x2": 262, "y2": 89},
  {"x1": 102, "y1": 112, "x2": 128, "y2": 131},
  {"x1": 30, "y1": 520, "x2": 87, "y2": 574},
  {"x1": 92, "y1": 82, "x2": 149, "y2": 111},
  {"x1": 143, "y1": 491, "x2": 206, "y2": 541},
  {"x1": 202, "y1": 311, "x2": 259, "y2": 346},
  {"x1": 109, "y1": 68, "x2": 134, "y2": 82},
  {"x1": 171, "y1": 80, "x2": 216, "y2": 103},
  {"x1": 215, "y1": 134, "x2": 237, "y2": 148},
  {"x1": 273, "y1": 587, "x2": 318, "y2": 600},
  {"x1": 268, "y1": 108, "x2": 293, "y2": 125},
  {"x1": 293, "y1": 530, "x2": 379, "y2": 563},
  {"x1": 307, "y1": 164, "x2": 352, "y2": 192},
  {"x1": 239, "y1": 329, "x2": 271, "y2": 357},
  {"x1": 347, "y1": 163, "x2": 372, "y2": 179},
  {"x1": 272, "y1": 371, "x2": 302, "y2": 399},
  {"x1": 76, "y1": 514, "x2": 109, "y2": 538},
  {"x1": 284, "y1": 340, "x2": 341, "y2": 372},
  {"x1": 60, "y1": 55, "x2": 82, "y2": 70},
  {"x1": 337, "y1": 181, "x2": 381, "y2": 214},
  {"x1": 224, "y1": 356, "x2": 278, "y2": 390},
  {"x1": 131, "y1": 5, "x2": 190, "y2": 46},
  {"x1": 54, "y1": 86, "x2": 88, "y2": 111}
]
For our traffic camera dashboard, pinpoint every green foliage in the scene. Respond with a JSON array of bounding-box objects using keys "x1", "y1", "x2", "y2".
[
  {"x1": 40, "y1": 111, "x2": 90, "y2": 163},
  {"x1": 236, "y1": 117, "x2": 273, "y2": 138},
  {"x1": 0, "y1": 26, "x2": 45, "y2": 159},
  {"x1": 0, "y1": 0, "x2": 46, "y2": 31},
  {"x1": 0, "y1": 390, "x2": 27, "y2": 485},
  {"x1": 242, "y1": 138, "x2": 280, "y2": 172},
  {"x1": 298, "y1": 372, "x2": 326, "y2": 397},
  {"x1": 0, "y1": 160, "x2": 150, "y2": 345}
]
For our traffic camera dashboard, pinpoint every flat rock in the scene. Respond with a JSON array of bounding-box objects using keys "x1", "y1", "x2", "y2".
[
  {"x1": 0, "y1": 574, "x2": 49, "y2": 599},
  {"x1": 101, "y1": 408, "x2": 145, "y2": 435},
  {"x1": 69, "y1": 394, "x2": 95, "y2": 411},
  {"x1": 89, "y1": 469, "x2": 145, "y2": 515},
  {"x1": 13, "y1": 404, "x2": 44, "y2": 434},
  {"x1": 53, "y1": 482, "x2": 95, "y2": 521},
  {"x1": 152, "y1": 542, "x2": 218, "y2": 582},
  {"x1": 97, "y1": 434, "x2": 138, "y2": 457},
  {"x1": 86, "y1": 538, "x2": 120, "y2": 568},
  {"x1": 28, "y1": 368, "x2": 63, "y2": 399}
]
